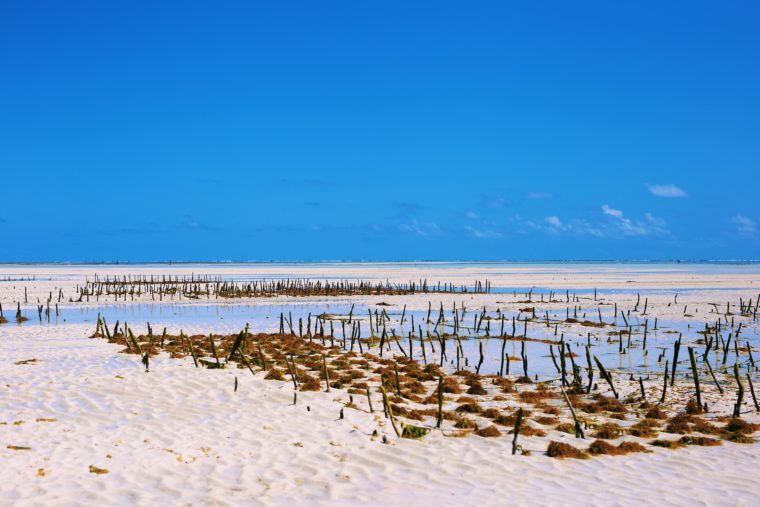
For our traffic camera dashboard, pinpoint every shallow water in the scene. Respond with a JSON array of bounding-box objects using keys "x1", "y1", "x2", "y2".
[
  {"x1": 3, "y1": 261, "x2": 758, "y2": 381},
  {"x1": 14, "y1": 295, "x2": 759, "y2": 382}
]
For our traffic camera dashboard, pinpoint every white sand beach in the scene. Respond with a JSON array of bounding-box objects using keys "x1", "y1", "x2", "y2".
[{"x1": 1, "y1": 263, "x2": 759, "y2": 506}]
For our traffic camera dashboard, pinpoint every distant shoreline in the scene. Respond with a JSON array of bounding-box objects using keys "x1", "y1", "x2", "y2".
[{"x1": 0, "y1": 259, "x2": 759, "y2": 266}]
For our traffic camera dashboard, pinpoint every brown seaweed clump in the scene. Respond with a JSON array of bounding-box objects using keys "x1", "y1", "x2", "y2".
[
  {"x1": 588, "y1": 440, "x2": 648, "y2": 456},
  {"x1": 665, "y1": 414, "x2": 694, "y2": 434},
  {"x1": 454, "y1": 416, "x2": 478, "y2": 430},
  {"x1": 546, "y1": 441, "x2": 589, "y2": 459},
  {"x1": 721, "y1": 418, "x2": 759, "y2": 443},
  {"x1": 264, "y1": 368, "x2": 285, "y2": 380},
  {"x1": 629, "y1": 419, "x2": 660, "y2": 438},
  {"x1": 466, "y1": 382, "x2": 488, "y2": 396},
  {"x1": 535, "y1": 416, "x2": 559, "y2": 426},
  {"x1": 511, "y1": 424, "x2": 546, "y2": 437},
  {"x1": 592, "y1": 423, "x2": 622, "y2": 440},
  {"x1": 678, "y1": 436, "x2": 721, "y2": 447},
  {"x1": 650, "y1": 439, "x2": 685, "y2": 450},
  {"x1": 581, "y1": 394, "x2": 627, "y2": 416},
  {"x1": 492, "y1": 377, "x2": 515, "y2": 393},
  {"x1": 617, "y1": 441, "x2": 649, "y2": 454},
  {"x1": 441, "y1": 376, "x2": 462, "y2": 394},
  {"x1": 475, "y1": 425, "x2": 502, "y2": 438},
  {"x1": 724, "y1": 418, "x2": 759, "y2": 435},
  {"x1": 644, "y1": 406, "x2": 667, "y2": 420},
  {"x1": 299, "y1": 374, "x2": 321, "y2": 392},
  {"x1": 685, "y1": 398, "x2": 703, "y2": 415},
  {"x1": 554, "y1": 422, "x2": 576, "y2": 434},
  {"x1": 480, "y1": 408, "x2": 501, "y2": 419},
  {"x1": 455, "y1": 402, "x2": 483, "y2": 414}
]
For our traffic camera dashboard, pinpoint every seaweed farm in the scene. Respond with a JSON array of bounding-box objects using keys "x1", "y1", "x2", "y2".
[
  {"x1": 5, "y1": 267, "x2": 759, "y2": 457},
  {"x1": 8, "y1": 281, "x2": 760, "y2": 379},
  {"x1": 2, "y1": 263, "x2": 760, "y2": 505},
  {"x1": 77, "y1": 275, "x2": 493, "y2": 300}
]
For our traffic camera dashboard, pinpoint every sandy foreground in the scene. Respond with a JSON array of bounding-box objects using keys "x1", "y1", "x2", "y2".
[{"x1": 1, "y1": 263, "x2": 759, "y2": 506}]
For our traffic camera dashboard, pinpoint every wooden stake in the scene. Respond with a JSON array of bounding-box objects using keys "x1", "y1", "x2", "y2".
[
  {"x1": 511, "y1": 408, "x2": 523, "y2": 455},
  {"x1": 687, "y1": 347, "x2": 702, "y2": 407},
  {"x1": 436, "y1": 375, "x2": 444, "y2": 429},
  {"x1": 593, "y1": 355, "x2": 618, "y2": 399},
  {"x1": 322, "y1": 354, "x2": 331, "y2": 392},
  {"x1": 560, "y1": 385, "x2": 584, "y2": 439}
]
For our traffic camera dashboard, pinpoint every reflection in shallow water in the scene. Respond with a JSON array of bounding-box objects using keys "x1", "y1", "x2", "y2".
[{"x1": 22, "y1": 297, "x2": 759, "y2": 381}]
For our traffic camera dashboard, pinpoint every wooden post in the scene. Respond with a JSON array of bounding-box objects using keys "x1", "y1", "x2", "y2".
[
  {"x1": 560, "y1": 385, "x2": 584, "y2": 439},
  {"x1": 733, "y1": 363, "x2": 744, "y2": 417},
  {"x1": 593, "y1": 355, "x2": 618, "y2": 399},
  {"x1": 380, "y1": 386, "x2": 401, "y2": 437},
  {"x1": 704, "y1": 354, "x2": 723, "y2": 394},
  {"x1": 687, "y1": 347, "x2": 702, "y2": 407},
  {"x1": 511, "y1": 408, "x2": 523, "y2": 455},
  {"x1": 746, "y1": 373, "x2": 760, "y2": 411},
  {"x1": 322, "y1": 354, "x2": 330, "y2": 392},
  {"x1": 366, "y1": 386, "x2": 374, "y2": 413},
  {"x1": 499, "y1": 332, "x2": 507, "y2": 376},
  {"x1": 209, "y1": 333, "x2": 221, "y2": 368},
  {"x1": 285, "y1": 355, "x2": 299, "y2": 390},
  {"x1": 660, "y1": 360, "x2": 669, "y2": 404},
  {"x1": 670, "y1": 334, "x2": 681, "y2": 387},
  {"x1": 436, "y1": 375, "x2": 444, "y2": 429},
  {"x1": 252, "y1": 343, "x2": 266, "y2": 370}
]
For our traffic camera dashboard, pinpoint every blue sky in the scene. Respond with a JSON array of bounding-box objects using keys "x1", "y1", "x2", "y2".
[{"x1": 1, "y1": 1, "x2": 758, "y2": 261}]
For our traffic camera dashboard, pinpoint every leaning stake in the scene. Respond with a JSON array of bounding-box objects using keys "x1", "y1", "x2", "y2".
[
  {"x1": 687, "y1": 347, "x2": 702, "y2": 408},
  {"x1": 593, "y1": 355, "x2": 618, "y2": 399}
]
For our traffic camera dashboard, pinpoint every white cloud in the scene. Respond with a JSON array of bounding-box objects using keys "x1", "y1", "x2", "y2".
[
  {"x1": 464, "y1": 211, "x2": 479, "y2": 220},
  {"x1": 645, "y1": 213, "x2": 669, "y2": 235},
  {"x1": 578, "y1": 220, "x2": 605, "y2": 237},
  {"x1": 601, "y1": 205, "x2": 623, "y2": 218},
  {"x1": 648, "y1": 184, "x2": 687, "y2": 198},
  {"x1": 730, "y1": 214, "x2": 757, "y2": 237},
  {"x1": 464, "y1": 225, "x2": 502, "y2": 239},
  {"x1": 526, "y1": 192, "x2": 552, "y2": 200},
  {"x1": 536, "y1": 215, "x2": 604, "y2": 237},
  {"x1": 398, "y1": 220, "x2": 440, "y2": 237},
  {"x1": 517, "y1": 207, "x2": 668, "y2": 239},
  {"x1": 601, "y1": 206, "x2": 668, "y2": 236}
]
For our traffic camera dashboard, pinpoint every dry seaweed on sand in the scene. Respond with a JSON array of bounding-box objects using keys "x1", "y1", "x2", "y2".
[
  {"x1": 678, "y1": 436, "x2": 722, "y2": 447},
  {"x1": 554, "y1": 422, "x2": 577, "y2": 434},
  {"x1": 453, "y1": 416, "x2": 478, "y2": 430},
  {"x1": 401, "y1": 423, "x2": 431, "y2": 439},
  {"x1": 629, "y1": 419, "x2": 660, "y2": 438},
  {"x1": 546, "y1": 441, "x2": 589, "y2": 459},
  {"x1": 592, "y1": 422, "x2": 623, "y2": 439},
  {"x1": 475, "y1": 425, "x2": 502, "y2": 437},
  {"x1": 650, "y1": 439, "x2": 685, "y2": 450},
  {"x1": 588, "y1": 440, "x2": 648, "y2": 456}
]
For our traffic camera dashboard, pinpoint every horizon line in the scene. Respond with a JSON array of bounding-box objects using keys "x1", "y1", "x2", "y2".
[{"x1": 0, "y1": 259, "x2": 759, "y2": 266}]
